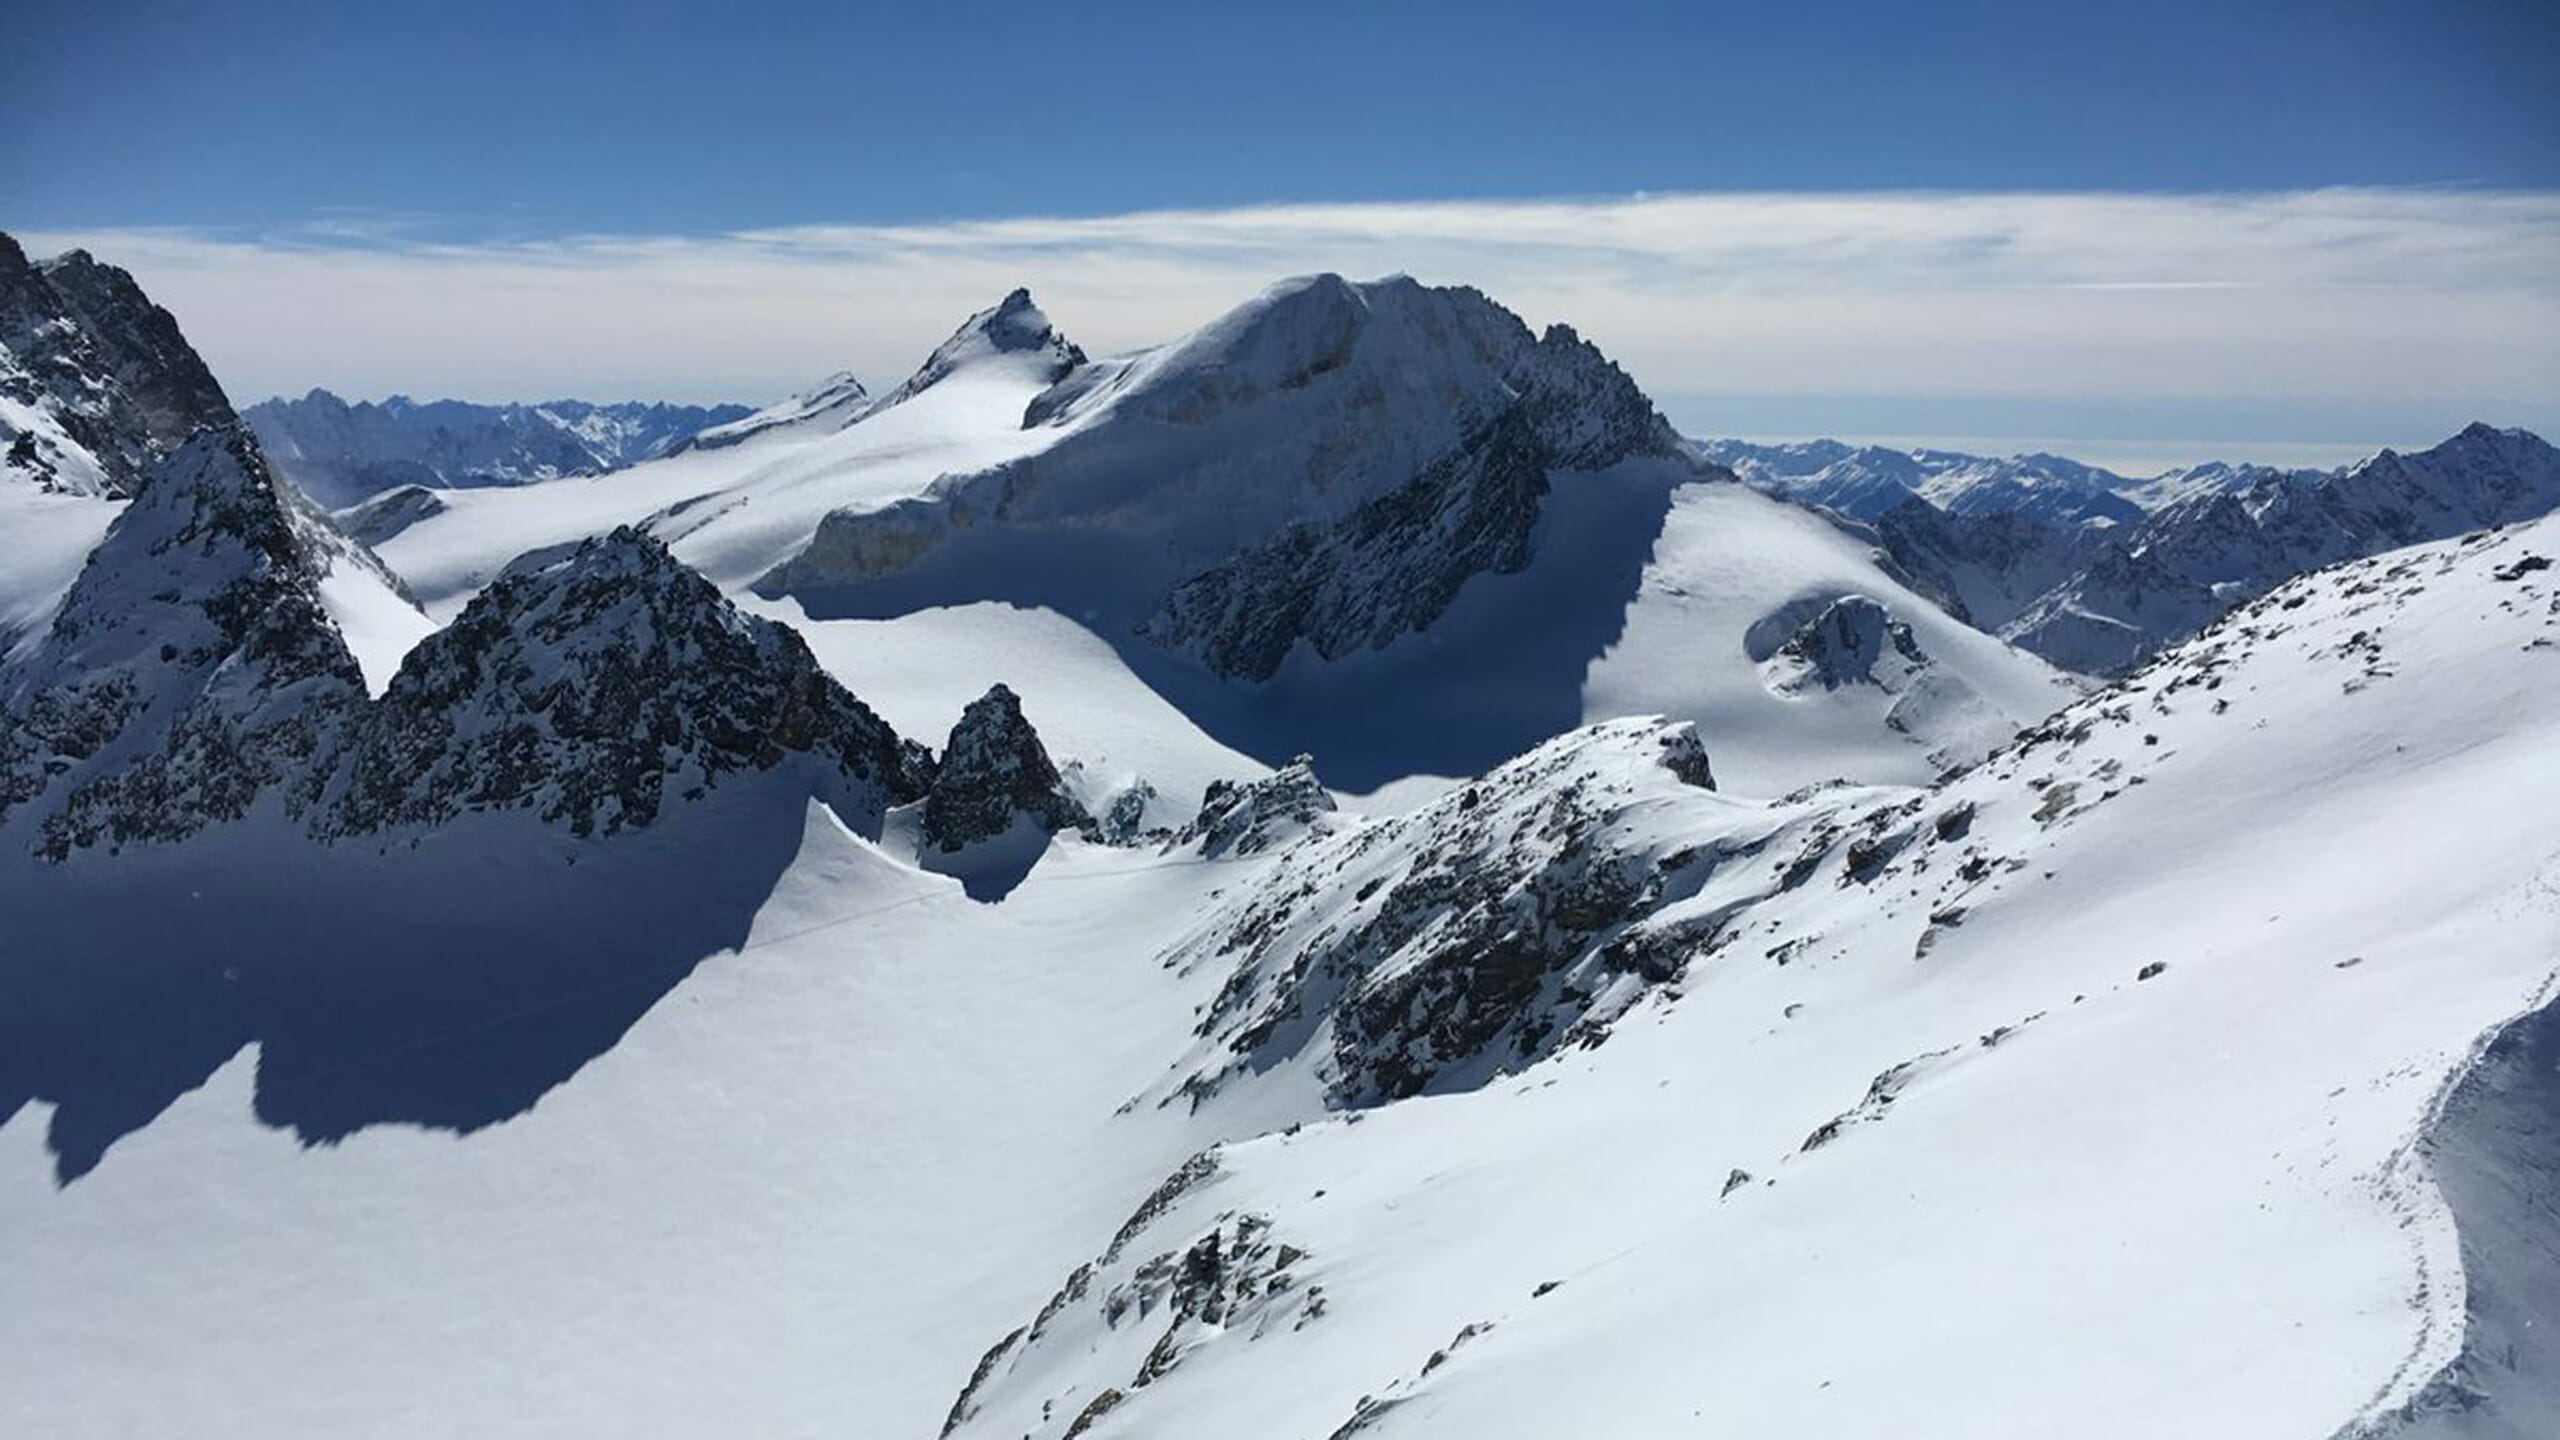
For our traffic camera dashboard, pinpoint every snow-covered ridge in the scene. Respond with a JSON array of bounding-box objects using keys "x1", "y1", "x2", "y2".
[
  {"x1": 320, "y1": 526, "x2": 935, "y2": 842},
  {"x1": 1693, "y1": 436, "x2": 2149, "y2": 527},
  {"x1": 242, "y1": 390, "x2": 753, "y2": 509},
  {"x1": 942, "y1": 511, "x2": 2560, "y2": 1440},
  {"x1": 0, "y1": 232, "x2": 236, "y2": 498},
  {"x1": 0, "y1": 424, "x2": 942, "y2": 860},
  {"x1": 678, "y1": 287, "x2": 1084, "y2": 456},
  {"x1": 768, "y1": 276, "x2": 1692, "y2": 680},
  {"x1": 1863, "y1": 422, "x2": 2560, "y2": 673}
]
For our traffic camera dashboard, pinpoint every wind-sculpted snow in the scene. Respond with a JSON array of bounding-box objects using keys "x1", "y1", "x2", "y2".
[
  {"x1": 0, "y1": 232, "x2": 236, "y2": 497},
  {"x1": 0, "y1": 427, "x2": 370, "y2": 860},
  {"x1": 322, "y1": 527, "x2": 933, "y2": 841}
]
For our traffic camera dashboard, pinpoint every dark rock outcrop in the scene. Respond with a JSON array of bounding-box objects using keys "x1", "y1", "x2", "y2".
[
  {"x1": 1178, "y1": 756, "x2": 1339, "y2": 860},
  {"x1": 0, "y1": 232, "x2": 236, "y2": 496},
  {"x1": 1162, "y1": 720, "x2": 1764, "y2": 1109},
  {"x1": 920, "y1": 683, "x2": 1090, "y2": 853},
  {"x1": 321, "y1": 527, "x2": 933, "y2": 841},
  {"x1": 1772, "y1": 595, "x2": 1929, "y2": 690},
  {"x1": 0, "y1": 427, "x2": 367, "y2": 858}
]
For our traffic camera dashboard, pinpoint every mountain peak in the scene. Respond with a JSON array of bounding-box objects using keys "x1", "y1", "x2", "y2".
[
  {"x1": 324, "y1": 527, "x2": 931, "y2": 842},
  {"x1": 1, "y1": 425, "x2": 368, "y2": 859},
  {"x1": 920, "y1": 682, "x2": 1091, "y2": 855},
  {"x1": 0, "y1": 228, "x2": 236, "y2": 497},
  {"x1": 874, "y1": 288, "x2": 1086, "y2": 412}
]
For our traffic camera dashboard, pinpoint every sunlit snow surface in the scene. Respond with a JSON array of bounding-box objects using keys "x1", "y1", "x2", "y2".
[
  {"x1": 2, "y1": 279, "x2": 2555, "y2": 1438},
  {"x1": 2, "y1": 512, "x2": 2554, "y2": 1439}
]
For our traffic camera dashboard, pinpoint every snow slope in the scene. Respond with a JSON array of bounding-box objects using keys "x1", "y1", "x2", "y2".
[
  {"x1": 943, "y1": 513, "x2": 2560, "y2": 1440},
  {"x1": 2, "y1": 504, "x2": 2550, "y2": 1440}
]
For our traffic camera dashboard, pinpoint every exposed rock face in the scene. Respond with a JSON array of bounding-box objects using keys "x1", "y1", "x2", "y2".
[
  {"x1": 1177, "y1": 756, "x2": 1338, "y2": 859},
  {"x1": 943, "y1": 1186, "x2": 1323, "y2": 1440},
  {"x1": 0, "y1": 427, "x2": 367, "y2": 859},
  {"x1": 920, "y1": 683, "x2": 1091, "y2": 853},
  {"x1": 1769, "y1": 594, "x2": 1929, "y2": 691},
  {"x1": 1867, "y1": 497, "x2": 2108, "y2": 632},
  {"x1": 1158, "y1": 720, "x2": 1767, "y2": 1109},
  {"x1": 322, "y1": 527, "x2": 933, "y2": 840},
  {"x1": 1140, "y1": 320, "x2": 1685, "y2": 681},
  {"x1": 242, "y1": 390, "x2": 752, "y2": 508},
  {"x1": 1094, "y1": 779, "x2": 1164, "y2": 845},
  {"x1": 0, "y1": 232, "x2": 236, "y2": 496},
  {"x1": 764, "y1": 277, "x2": 1696, "y2": 685}
]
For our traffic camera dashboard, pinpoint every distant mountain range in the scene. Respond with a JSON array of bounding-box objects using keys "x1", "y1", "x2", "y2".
[
  {"x1": 240, "y1": 390, "x2": 752, "y2": 509},
  {"x1": 1699, "y1": 426, "x2": 2560, "y2": 672}
]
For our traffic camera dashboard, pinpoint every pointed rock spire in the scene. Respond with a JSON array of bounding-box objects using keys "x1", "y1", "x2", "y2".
[
  {"x1": 1, "y1": 425, "x2": 367, "y2": 858},
  {"x1": 920, "y1": 683, "x2": 1091, "y2": 854}
]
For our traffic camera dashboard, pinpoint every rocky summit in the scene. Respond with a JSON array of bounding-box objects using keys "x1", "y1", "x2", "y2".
[
  {"x1": 920, "y1": 683, "x2": 1091, "y2": 853},
  {"x1": 322, "y1": 526, "x2": 933, "y2": 841},
  {"x1": 0, "y1": 234, "x2": 236, "y2": 497}
]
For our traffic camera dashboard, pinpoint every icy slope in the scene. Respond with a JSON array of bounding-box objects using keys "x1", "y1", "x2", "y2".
[
  {"x1": 0, "y1": 790, "x2": 1260, "y2": 1439},
  {"x1": 1586, "y1": 481, "x2": 2076, "y2": 793},
  {"x1": 943, "y1": 514, "x2": 2560, "y2": 1440}
]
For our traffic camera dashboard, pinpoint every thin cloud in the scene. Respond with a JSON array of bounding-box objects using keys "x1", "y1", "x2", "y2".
[{"x1": 19, "y1": 188, "x2": 2558, "y2": 448}]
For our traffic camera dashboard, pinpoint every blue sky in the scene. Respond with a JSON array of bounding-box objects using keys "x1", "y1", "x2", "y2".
[
  {"x1": 15, "y1": 0, "x2": 2558, "y2": 234},
  {"x1": 9, "y1": 1, "x2": 2558, "y2": 467}
]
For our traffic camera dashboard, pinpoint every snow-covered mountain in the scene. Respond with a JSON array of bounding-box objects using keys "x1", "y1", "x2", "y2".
[
  {"x1": 4, "y1": 488, "x2": 2551, "y2": 1438},
  {"x1": 1693, "y1": 436, "x2": 2151, "y2": 527},
  {"x1": 1873, "y1": 423, "x2": 2560, "y2": 672},
  {"x1": 931, "y1": 513, "x2": 2560, "y2": 1440},
  {"x1": 241, "y1": 389, "x2": 752, "y2": 508},
  {"x1": 354, "y1": 274, "x2": 2070, "y2": 794},
  {"x1": 5, "y1": 249, "x2": 2558, "y2": 1440},
  {"x1": 0, "y1": 234, "x2": 236, "y2": 501}
]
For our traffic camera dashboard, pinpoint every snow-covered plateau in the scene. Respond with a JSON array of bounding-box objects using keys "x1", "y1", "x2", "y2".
[{"x1": 2, "y1": 232, "x2": 2556, "y2": 1439}]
